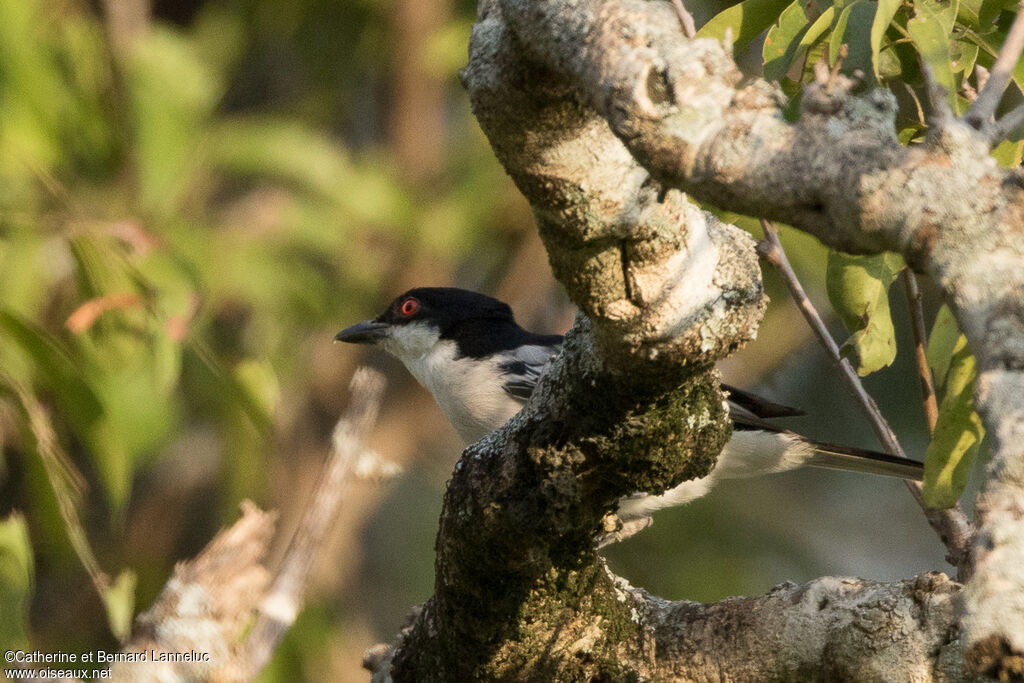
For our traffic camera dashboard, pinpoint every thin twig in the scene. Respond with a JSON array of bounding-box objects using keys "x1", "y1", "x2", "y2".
[
  {"x1": 919, "y1": 60, "x2": 955, "y2": 131},
  {"x1": 975, "y1": 64, "x2": 991, "y2": 96},
  {"x1": 830, "y1": 44, "x2": 849, "y2": 84},
  {"x1": 756, "y1": 221, "x2": 904, "y2": 454},
  {"x1": 0, "y1": 377, "x2": 108, "y2": 595},
  {"x1": 241, "y1": 367, "x2": 387, "y2": 678},
  {"x1": 991, "y1": 102, "x2": 1024, "y2": 142},
  {"x1": 670, "y1": 0, "x2": 697, "y2": 39},
  {"x1": 902, "y1": 271, "x2": 939, "y2": 431},
  {"x1": 757, "y1": 220, "x2": 973, "y2": 578},
  {"x1": 967, "y1": 0, "x2": 1024, "y2": 127}
]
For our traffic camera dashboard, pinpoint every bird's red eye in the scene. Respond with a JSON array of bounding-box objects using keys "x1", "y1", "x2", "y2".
[{"x1": 400, "y1": 298, "x2": 419, "y2": 316}]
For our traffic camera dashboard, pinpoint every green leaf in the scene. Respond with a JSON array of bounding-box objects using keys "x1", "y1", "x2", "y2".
[
  {"x1": 826, "y1": 251, "x2": 905, "y2": 376},
  {"x1": 923, "y1": 337, "x2": 983, "y2": 507},
  {"x1": 802, "y1": 7, "x2": 838, "y2": 56},
  {"x1": 101, "y1": 570, "x2": 136, "y2": 642},
  {"x1": 963, "y1": 11, "x2": 1024, "y2": 94},
  {"x1": 951, "y1": 40, "x2": 979, "y2": 75},
  {"x1": 697, "y1": 0, "x2": 795, "y2": 53},
  {"x1": 958, "y1": 0, "x2": 983, "y2": 28},
  {"x1": 979, "y1": 0, "x2": 1018, "y2": 28},
  {"x1": 926, "y1": 304, "x2": 960, "y2": 389},
  {"x1": 0, "y1": 513, "x2": 33, "y2": 652},
  {"x1": 907, "y1": 0, "x2": 960, "y2": 111},
  {"x1": 186, "y1": 342, "x2": 274, "y2": 436},
  {"x1": 763, "y1": 0, "x2": 813, "y2": 82},
  {"x1": 898, "y1": 122, "x2": 927, "y2": 143},
  {"x1": 871, "y1": 0, "x2": 904, "y2": 80},
  {"x1": 801, "y1": 35, "x2": 832, "y2": 84},
  {"x1": 992, "y1": 139, "x2": 1024, "y2": 166},
  {"x1": 68, "y1": 233, "x2": 139, "y2": 312},
  {"x1": 830, "y1": 1, "x2": 877, "y2": 77}
]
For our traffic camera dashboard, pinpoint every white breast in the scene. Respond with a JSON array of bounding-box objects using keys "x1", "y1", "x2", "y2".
[{"x1": 400, "y1": 339, "x2": 524, "y2": 444}]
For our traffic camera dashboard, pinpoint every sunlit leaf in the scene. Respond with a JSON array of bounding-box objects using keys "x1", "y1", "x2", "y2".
[
  {"x1": 101, "y1": 570, "x2": 136, "y2": 642},
  {"x1": 871, "y1": 0, "x2": 904, "y2": 80},
  {"x1": 68, "y1": 234, "x2": 138, "y2": 307},
  {"x1": 830, "y1": 1, "x2": 877, "y2": 77},
  {"x1": 958, "y1": 0, "x2": 983, "y2": 28},
  {"x1": 0, "y1": 513, "x2": 33, "y2": 652},
  {"x1": 152, "y1": 327, "x2": 184, "y2": 395},
  {"x1": 979, "y1": 0, "x2": 1019, "y2": 28},
  {"x1": 907, "y1": 0, "x2": 960, "y2": 111},
  {"x1": 801, "y1": 8, "x2": 838, "y2": 56},
  {"x1": 763, "y1": 0, "x2": 813, "y2": 82},
  {"x1": 697, "y1": 0, "x2": 795, "y2": 52},
  {"x1": 951, "y1": 39, "x2": 979, "y2": 76},
  {"x1": 898, "y1": 123, "x2": 927, "y2": 143},
  {"x1": 926, "y1": 304, "x2": 960, "y2": 389},
  {"x1": 923, "y1": 336, "x2": 983, "y2": 507},
  {"x1": 963, "y1": 9, "x2": 1024, "y2": 93},
  {"x1": 826, "y1": 251, "x2": 904, "y2": 376},
  {"x1": 992, "y1": 139, "x2": 1024, "y2": 166}
]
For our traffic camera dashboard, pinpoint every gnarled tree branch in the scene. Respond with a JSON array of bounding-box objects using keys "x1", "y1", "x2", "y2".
[
  {"x1": 457, "y1": 0, "x2": 1024, "y2": 677},
  {"x1": 370, "y1": 0, "x2": 1017, "y2": 678}
]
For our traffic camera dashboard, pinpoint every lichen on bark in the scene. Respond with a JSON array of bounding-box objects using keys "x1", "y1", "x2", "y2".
[{"x1": 389, "y1": 321, "x2": 730, "y2": 680}]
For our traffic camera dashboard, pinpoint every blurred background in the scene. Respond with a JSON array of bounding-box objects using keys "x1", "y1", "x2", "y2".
[{"x1": 0, "y1": 0, "x2": 977, "y2": 680}]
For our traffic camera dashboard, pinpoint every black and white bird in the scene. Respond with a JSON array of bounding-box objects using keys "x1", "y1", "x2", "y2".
[{"x1": 335, "y1": 287, "x2": 922, "y2": 521}]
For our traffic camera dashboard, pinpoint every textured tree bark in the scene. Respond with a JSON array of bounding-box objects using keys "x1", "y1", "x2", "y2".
[{"x1": 373, "y1": 0, "x2": 1024, "y2": 678}]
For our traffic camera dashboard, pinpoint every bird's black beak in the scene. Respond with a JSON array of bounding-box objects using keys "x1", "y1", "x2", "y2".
[{"x1": 334, "y1": 319, "x2": 390, "y2": 344}]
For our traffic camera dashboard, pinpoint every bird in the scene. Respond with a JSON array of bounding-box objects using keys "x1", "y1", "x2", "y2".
[{"x1": 335, "y1": 287, "x2": 923, "y2": 522}]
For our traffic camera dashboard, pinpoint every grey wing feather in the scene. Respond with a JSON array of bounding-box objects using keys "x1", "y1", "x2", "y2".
[
  {"x1": 722, "y1": 383, "x2": 805, "y2": 418},
  {"x1": 724, "y1": 385, "x2": 804, "y2": 433},
  {"x1": 500, "y1": 344, "x2": 560, "y2": 402}
]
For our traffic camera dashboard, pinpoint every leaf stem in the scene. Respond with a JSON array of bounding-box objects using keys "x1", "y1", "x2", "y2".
[{"x1": 902, "y1": 270, "x2": 939, "y2": 432}]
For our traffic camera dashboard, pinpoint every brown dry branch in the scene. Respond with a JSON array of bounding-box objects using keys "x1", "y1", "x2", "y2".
[
  {"x1": 111, "y1": 368, "x2": 387, "y2": 681},
  {"x1": 112, "y1": 501, "x2": 277, "y2": 682},
  {"x1": 240, "y1": 367, "x2": 387, "y2": 678}
]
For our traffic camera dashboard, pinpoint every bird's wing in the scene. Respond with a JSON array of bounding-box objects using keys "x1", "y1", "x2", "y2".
[
  {"x1": 723, "y1": 384, "x2": 806, "y2": 432},
  {"x1": 721, "y1": 384, "x2": 806, "y2": 418},
  {"x1": 499, "y1": 342, "x2": 562, "y2": 402},
  {"x1": 722, "y1": 385, "x2": 923, "y2": 480}
]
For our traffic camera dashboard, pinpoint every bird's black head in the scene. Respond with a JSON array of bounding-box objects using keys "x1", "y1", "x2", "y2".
[
  {"x1": 375, "y1": 287, "x2": 515, "y2": 332},
  {"x1": 335, "y1": 287, "x2": 536, "y2": 359}
]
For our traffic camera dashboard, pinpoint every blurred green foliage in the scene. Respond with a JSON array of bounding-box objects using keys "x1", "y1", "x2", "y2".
[
  {"x1": 0, "y1": 513, "x2": 33, "y2": 652},
  {"x1": 0, "y1": 0, "x2": 1015, "y2": 677},
  {"x1": 0, "y1": 0, "x2": 520, "y2": 668}
]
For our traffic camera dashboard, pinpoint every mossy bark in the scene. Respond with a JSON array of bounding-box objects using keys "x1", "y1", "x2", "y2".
[{"x1": 391, "y1": 325, "x2": 729, "y2": 680}]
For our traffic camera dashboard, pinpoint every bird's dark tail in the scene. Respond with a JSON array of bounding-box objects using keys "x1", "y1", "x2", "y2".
[{"x1": 805, "y1": 439, "x2": 924, "y2": 481}]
